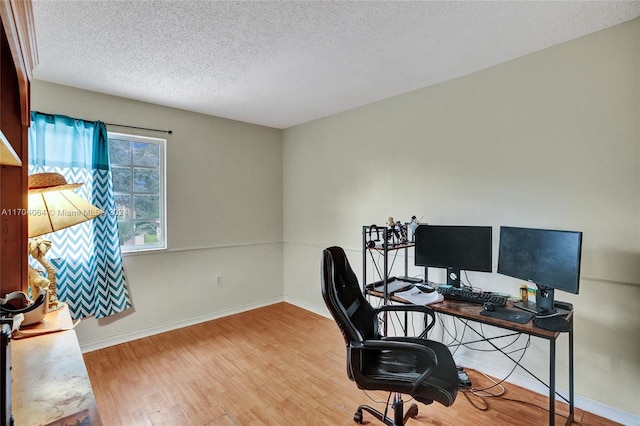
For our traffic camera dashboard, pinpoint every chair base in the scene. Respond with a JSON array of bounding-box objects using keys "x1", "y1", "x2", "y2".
[{"x1": 354, "y1": 397, "x2": 419, "y2": 426}]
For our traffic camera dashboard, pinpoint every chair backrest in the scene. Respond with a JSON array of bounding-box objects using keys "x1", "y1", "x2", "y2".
[{"x1": 321, "y1": 246, "x2": 379, "y2": 345}]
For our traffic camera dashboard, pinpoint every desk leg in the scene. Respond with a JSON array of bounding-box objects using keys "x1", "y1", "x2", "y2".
[
  {"x1": 567, "y1": 318, "x2": 575, "y2": 425},
  {"x1": 550, "y1": 338, "x2": 556, "y2": 426}
]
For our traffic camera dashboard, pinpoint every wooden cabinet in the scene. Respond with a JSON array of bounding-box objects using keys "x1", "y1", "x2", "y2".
[
  {"x1": 0, "y1": 0, "x2": 37, "y2": 295},
  {"x1": 11, "y1": 306, "x2": 102, "y2": 425}
]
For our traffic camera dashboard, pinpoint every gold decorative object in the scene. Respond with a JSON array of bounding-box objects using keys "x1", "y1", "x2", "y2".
[{"x1": 27, "y1": 173, "x2": 103, "y2": 311}]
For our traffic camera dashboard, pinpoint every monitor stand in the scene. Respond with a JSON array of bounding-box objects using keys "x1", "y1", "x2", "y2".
[
  {"x1": 447, "y1": 268, "x2": 460, "y2": 288},
  {"x1": 536, "y1": 287, "x2": 555, "y2": 313},
  {"x1": 521, "y1": 286, "x2": 572, "y2": 332},
  {"x1": 513, "y1": 286, "x2": 571, "y2": 316},
  {"x1": 513, "y1": 301, "x2": 570, "y2": 317}
]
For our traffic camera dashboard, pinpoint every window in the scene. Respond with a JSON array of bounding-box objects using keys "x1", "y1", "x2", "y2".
[{"x1": 108, "y1": 132, "x2": 166, "y2": 252}]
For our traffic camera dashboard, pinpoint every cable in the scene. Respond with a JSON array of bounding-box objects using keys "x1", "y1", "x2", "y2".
[
  {"x1": 460, "y1": 271, "x2": 491, "y2": 294},
  {"x1": 458, "y1": 369, "x2": 583, "y2": 424},
  {"x1": 460, "y1": 270, "x2": 474, "y2": 290},
  {"x1": 467, "y1": 335, "x2": 531, "y2": 393},
  {"x1": 437, "y1": 313, "x2": 466, "y2": 352},
  {"x1": 462, "y1": 325, "x2": 526, "y2": 354},
  {"x1": 436, "y1": 311, "x2": 534, "y2": 397},
  {"x1": 385, "y1": 304, "x2": 419, "y2": 337},
  {"x1": 495, "y1": 395, "x2": 583, "y2": 424},
  {"x1": 363, "y1": 389, "x2": 389, "y2": 405},
  {"x1": 462, "y1": 270, "x2": 477, "y2": 290},
  {"x1": 468, "y1": 370, "x2": 506, "y2": 398},
  {"x1": 438, "y1": 313, "x2": 528, "y2": 356},
  {"x1": 461, "y1": 388, "x2": 489, "y2": 411}
]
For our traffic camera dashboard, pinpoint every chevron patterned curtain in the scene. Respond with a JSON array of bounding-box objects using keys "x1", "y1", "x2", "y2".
[{"x1": 28, "y1": 112, "x2": 131, "y2": 319}]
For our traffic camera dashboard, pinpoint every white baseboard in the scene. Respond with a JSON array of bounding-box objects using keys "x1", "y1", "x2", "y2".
[
  {"x1": 455, "y1": 354, "x2": 639, "y2": 425},
  {"x1": 284, "y1": 297, "x2": 331, "y2": 319},
  {"x1": 79, "y1": 296, "x2": 285, "y2": 353}
]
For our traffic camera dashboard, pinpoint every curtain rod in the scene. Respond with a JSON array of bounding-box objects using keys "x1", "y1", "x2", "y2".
[
  {"x1": 104, "y1": 122, "x2": 172, "y2": 135},
  {"x1": 33, "y1": 112, "x2": 173, "y2": 135}
]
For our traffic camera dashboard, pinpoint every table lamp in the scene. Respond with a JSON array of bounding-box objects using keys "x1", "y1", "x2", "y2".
[{"x1": 27, "y1": 173, "x2": 103, "y2": 310}]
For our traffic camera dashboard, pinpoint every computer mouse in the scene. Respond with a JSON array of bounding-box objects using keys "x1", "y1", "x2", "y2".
[
  {"x1": 483, "y1": 302, "x2": 495, "y2": 312},
  {"x1": 415, "y1": 284, "x2": 435, "y2": 293}
]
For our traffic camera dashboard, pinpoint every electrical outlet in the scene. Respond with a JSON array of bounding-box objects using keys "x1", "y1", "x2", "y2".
[{"x1": 217, "y1": 276, "x2": 222, "y2": 286}]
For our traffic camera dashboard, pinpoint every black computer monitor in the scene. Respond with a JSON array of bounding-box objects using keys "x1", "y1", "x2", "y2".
[
  {"x1": 497, "y1": 226, "x2": 582, "y2": 313},
  {"x1": 414, "y1": 225, "x2": 493, "y2": 287}
]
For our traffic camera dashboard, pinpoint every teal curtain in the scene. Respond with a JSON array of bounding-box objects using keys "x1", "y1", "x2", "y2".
[{"x1": 29, "y1": 112, "x2": 131, "y2": 319}]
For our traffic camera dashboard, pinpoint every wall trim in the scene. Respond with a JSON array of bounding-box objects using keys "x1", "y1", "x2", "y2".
[
  {"x1": 122, "y1": 240, "x2": 282, "y2": 257},
  {"x1": 284, "y1": 297, "x2": 330, "y2": 319},
  {"x1": 79, "y1": 296, "x2": 284, "y2": 353}
]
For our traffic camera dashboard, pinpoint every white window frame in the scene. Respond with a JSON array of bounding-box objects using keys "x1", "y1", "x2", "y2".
[{"x1": 108, "y1": 131, "x2": 167, "y2": 253}]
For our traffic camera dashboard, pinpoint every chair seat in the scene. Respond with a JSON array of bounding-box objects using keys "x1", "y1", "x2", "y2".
[
  {"x1": 380, "y1": 337, "x2": 458, "y2": 406},
  {"x1": 354, "y1": 340, "x2": 458, "y2": 407}
]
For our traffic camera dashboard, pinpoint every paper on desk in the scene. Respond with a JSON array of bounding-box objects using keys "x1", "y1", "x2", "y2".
[{"x1": 394, "y1": 289, "x2": 444, "y2": 306}]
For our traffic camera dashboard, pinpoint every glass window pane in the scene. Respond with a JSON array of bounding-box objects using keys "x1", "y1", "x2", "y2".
[
  {"x1": 113, "y1": 194, "x2": 132, "y2": 220},
  {"x1": 112, "y1": 167, "x2": 132, "y2": 193},
  {"x1": 133, "y1": 168, "x2": 159, "y2": 193},
  {"x1": 134, "y1": 221, "x2": 162, "y2": 246},
  {"x1": 117, "y1": 220, "x2": 134, "y2": 246},
  {"x1": 109, "y1": 132, "x2": 165, "y2": 253},
  {"x1": 133, "y1": 142, "x2": 159, "y2": 167},
  {"x1": 109, "y1": 139, "x2": 131, "y2": 165},
  {"x1": 134, "y1": 195, "x2": 159, "y2": 220}
]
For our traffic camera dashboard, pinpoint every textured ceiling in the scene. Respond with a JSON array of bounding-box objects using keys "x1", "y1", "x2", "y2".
[{"x1": 32, "y1": 1, "x2": 640, "y2": 129}]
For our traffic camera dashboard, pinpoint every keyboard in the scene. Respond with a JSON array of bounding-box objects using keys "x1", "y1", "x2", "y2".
[{"x1": 437, "y1": 287, "x2": 508, "y2": 307}]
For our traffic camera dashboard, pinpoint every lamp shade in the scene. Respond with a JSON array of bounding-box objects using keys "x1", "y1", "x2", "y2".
[{"x1": 27, "y1": 173, "x2": 104, "y2": 238}]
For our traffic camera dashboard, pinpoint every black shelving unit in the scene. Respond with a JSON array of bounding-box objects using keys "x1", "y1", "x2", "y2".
[
  {"x1": 362, "y1": 225, "x2": 416, "y2": 337},
  {"x1": 362, "y1": 225, "x2": 415, "y2": 296},
  {"x1": 362, "y1": 225, "x2": 414, "y2": 300}
]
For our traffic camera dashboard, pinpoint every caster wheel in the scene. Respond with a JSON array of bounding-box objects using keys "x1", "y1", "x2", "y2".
[
  {"x1": 354, "y1": 409, "x2": 363, "y2": 424},
  {"x1": 406, "y1": 403, "x2": 419, "y2": 419}
]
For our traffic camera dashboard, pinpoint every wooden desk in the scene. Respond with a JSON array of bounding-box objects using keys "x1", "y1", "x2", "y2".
[
  {"x1": 430, "y1": 299, "x2": 572, "y2": 339},
  {"x1": 431, "y1": 299, "x2": 574, "y2": 426},
  {"x1": 368, "y1": 291, "x2": 574, "y2": 426},
  {"x1": 11, "y1": 305, "x2": 102, "y2": 426}
]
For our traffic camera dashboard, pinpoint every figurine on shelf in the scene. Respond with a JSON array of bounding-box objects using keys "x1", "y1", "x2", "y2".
[
  {"x1": 387, "y1": 216, "x2": 395, "y2": 228},
  {"x1": 28, "y1": 265, "x2": 50, "y2": 301},
  {"x1": 385, "y1": 217, "x2": 397, "y2": 245},
  {"x1": 28, "y1": 237, "x2": 63, "y2": 311},
  {"x1": 397, "y1": 221, "x2": 408, "y2": 244},
  {"x1": 385, "y1": 216, "x2": 410, "y2": 245},
  {"x1": 408, "y1": 215, "x2": 420, "y2": 239}
]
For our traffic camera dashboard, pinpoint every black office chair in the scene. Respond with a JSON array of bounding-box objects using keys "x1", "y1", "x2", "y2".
[{"x1": 321, "y1": 246, "x2": 458, "y2": 425}]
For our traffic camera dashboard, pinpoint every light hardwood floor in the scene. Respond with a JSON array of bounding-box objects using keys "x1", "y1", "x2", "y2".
[{"x1": 83, "y1": 302, "x2": 619, "y2": 425}]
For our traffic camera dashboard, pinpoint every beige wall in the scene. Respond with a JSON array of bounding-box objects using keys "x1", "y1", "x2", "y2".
[
  {"x1": 31, "y1": 81, "x2": 284, "y2": 349},
  {"x1": 283, "y1": 19, "x2": 640, "y2": 418},
  {"x1": 31, "y1": 17, "x2": 639, "y2": 421}
]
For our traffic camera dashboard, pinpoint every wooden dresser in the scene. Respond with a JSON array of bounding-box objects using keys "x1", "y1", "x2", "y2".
[{"x1": 11, "y1": 306, "x2": 102, "y2": 425}]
